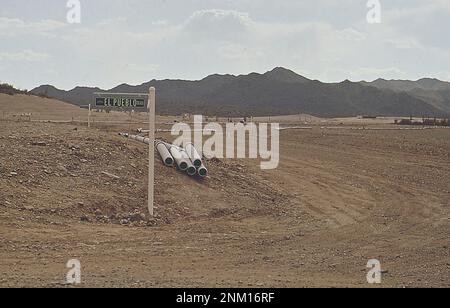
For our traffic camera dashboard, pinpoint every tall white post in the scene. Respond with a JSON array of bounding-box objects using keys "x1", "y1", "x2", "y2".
[
  {"x1": 88, "y1": 104, "x2": 91, "y2": 128},
  {"x1": 148, "y1": 87, "x2": 156, "y2": 216},
  {"x1": 127, "y1": 111, "x2": 132, "y2": 146}
]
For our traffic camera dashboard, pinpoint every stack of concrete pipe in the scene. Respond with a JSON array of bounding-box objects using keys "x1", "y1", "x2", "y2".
[
  {"x1": 119, "y1": 133, "x2": 207, "y2": 178},
  {"x1": 156, "y1": 140, "x2": 208, "y2": 178}
]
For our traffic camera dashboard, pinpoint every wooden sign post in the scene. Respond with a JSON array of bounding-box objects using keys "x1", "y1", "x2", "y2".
[{"x1": 92, "y1": 90, "x2": 155, "y2": 216}]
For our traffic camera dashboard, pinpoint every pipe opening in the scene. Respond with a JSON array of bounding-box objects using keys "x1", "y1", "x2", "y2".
[
  {"x1": 198, "y1": 168, "x2": 207, "y2": 177},
  {"x1": 180, "y1": 162, "x2": 188, "y2": 170},
  {"x1": 193, "y1": 159, "x2": 202, "y2": 168},
  {"x1": 165, "y1": 158, "x2": 174, "y2": 166},
  {"x1": 187, "y1": 166, "x2": 197, "y2": 176}
]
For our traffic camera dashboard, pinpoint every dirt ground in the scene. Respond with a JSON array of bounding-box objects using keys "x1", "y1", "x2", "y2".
[{"x1": 0, "y1": 94, "x2": 449, "y2": 288}]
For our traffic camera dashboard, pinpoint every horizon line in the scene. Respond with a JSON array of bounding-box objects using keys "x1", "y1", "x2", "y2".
[{"x1": 6, "y1": 67, "x2": 450, "y2": 91}]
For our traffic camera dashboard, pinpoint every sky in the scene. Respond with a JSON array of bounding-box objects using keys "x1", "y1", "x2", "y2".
[{"x1": 0, "y1": 0, "x2": 449, "y2": 90}]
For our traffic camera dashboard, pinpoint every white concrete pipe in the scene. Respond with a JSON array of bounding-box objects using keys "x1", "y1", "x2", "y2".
[
  {"x1": 158, "y1": 142, "x2": 207, "y2": 177},
  {"x1": 120, "y1": 134, "x2": 207, "y2": 177},
  {"x1": 180, "y1": 150, "x2": 197, "y2": 176},
  {"x1": 197, "y1": 164, "x2": 208, "y2": 178},
  {"x1": 156, "y1": 141, "x2": 174, "y2": 167},
  {"x1": 159, "y1": 141, "x2": 196, "y2": 175},
  {"x1": 185, "y1": 143, "x2": 202, "y2": 168},
  {"x1": 169, "y1": 146, "x2": 189, "y2": 171},
  {"x1": 159, "y1": 140, "x2": 183, "y2": 152},
  {"x1": 128, "y1": 134, "x2": 146, "y2": 144}
]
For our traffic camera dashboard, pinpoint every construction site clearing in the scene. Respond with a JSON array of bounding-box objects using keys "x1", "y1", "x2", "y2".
[{"x1": 0, "y1": 94, "x2": 449, "y2": 288}]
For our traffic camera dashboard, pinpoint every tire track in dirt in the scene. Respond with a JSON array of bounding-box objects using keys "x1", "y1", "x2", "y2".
[
  {"x1": 271, "y1": 155, "x2": 376, "y2": 228},
  {"x1": 276, "y1": 135, "x2": 449, "y2": 231}
]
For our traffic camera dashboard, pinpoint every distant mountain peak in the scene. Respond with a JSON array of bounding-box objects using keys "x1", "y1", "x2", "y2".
[
  {"x1": 202, "y1": 73, "x2": 235, "y2": 81},
  {"x1": 262, "y1": 67, "x2": 310, "y2": 83},
  {"x1": 34, "y1": 84, "x2": 58, "y2": 90},
  {"x1": 268, "y1": 67, "x2": 293, "y2": 73},
  {"x1": 418, "y1": 77, "x2": 440, "y2": 82}
]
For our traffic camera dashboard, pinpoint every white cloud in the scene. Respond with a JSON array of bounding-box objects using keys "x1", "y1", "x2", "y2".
[
  {"x1": 183, "y1": 9, "x2": 252, "y2": 41},
  {"x1": 0, "y1": 17, "x2": 66, "y2": 37},
  {"x1": 217, "y1": 43, "x2": 264, "y2": 60},
  {"x1": 383, "y1": 0, "x2": 450, "y2": 50},
  {"x1": 385, "y1": 37, "x2": 421, "y2": 50},
  {"x1": 152, "y1": 20, "x2": 169, "y2": 27},
  {"x1": 187, "y1": 9, "x2": 252, "y2": 28},
  {"x1": 433, "y1": 71, "x2": 450, "y2": 81},
  {"x1": 1, "y1": 1, "x2": 450, "y2": 89},
  {"x1": 126, "y1": 63, "x2": 159, "y2": 73},
  {"x1": 0, "y1": 50, "x2": 50, "y2": 62},
  {"x1": 338, "y1": 28, "x2": 367, "y2": 42}
]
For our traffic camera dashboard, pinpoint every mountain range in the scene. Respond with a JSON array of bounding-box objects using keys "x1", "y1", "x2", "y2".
[{"x1": 30, "y1": 67, "x2": 450, "y2": 118}]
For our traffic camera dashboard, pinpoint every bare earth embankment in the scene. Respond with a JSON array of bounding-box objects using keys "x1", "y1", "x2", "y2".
[{"x1": 0, "y1": 94, "x2": 449, "y2": 287}]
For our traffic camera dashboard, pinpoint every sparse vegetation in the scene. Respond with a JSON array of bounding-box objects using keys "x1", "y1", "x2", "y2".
[
  {"x1": 0, "y1": 83, "x2": 19, "y2": 95},
  {"x1": 0, "y1": 83, "x2": 28, "y2": 96}
]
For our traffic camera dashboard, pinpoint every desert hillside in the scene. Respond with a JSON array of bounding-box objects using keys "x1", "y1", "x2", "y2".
[
  {"x1": 0, "y1": 93, "x2": 83, "y2": 120},
  {"x1": 1, "y1": 94, "x2": 449, "y2": 287}
]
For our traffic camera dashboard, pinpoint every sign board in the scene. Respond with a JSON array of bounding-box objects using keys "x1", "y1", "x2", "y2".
[{"x1": 93, "y1": 92, "x2": 148, "y2": 111}]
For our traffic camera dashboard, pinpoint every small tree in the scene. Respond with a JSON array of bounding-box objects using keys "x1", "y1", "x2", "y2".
[{"x1": 0, "y1": 83, "x2": 17, "y2": 95}]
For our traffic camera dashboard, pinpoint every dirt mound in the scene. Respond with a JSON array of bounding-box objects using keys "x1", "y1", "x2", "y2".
[
  {"x1": 0, "y1": 93, "x2": 83, "y2": 120},
  {"x1": 0, "y1": 121, "x2": 288, "y2": 228}
]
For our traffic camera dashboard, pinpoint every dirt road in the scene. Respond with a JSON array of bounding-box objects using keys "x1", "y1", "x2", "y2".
[{"x1": 0, "y1": 95, "x2": 449, "y2": 288}]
